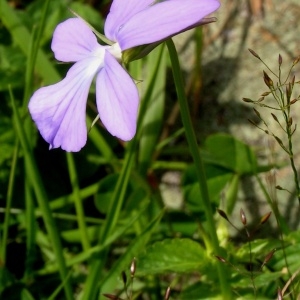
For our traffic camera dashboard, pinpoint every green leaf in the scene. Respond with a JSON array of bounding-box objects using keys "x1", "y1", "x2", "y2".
[
  {"x1": 136, "y1": 238, "x2": 210, "y2": 275},
  {"x1": 203, "y1": 133, "x2": 257, "y2": 175},
  {"x1": 180, "y1": 281, "x2": 222, "y2": 300},
  {"x1": 21, "y1": 289, "x2": 35, "y2": 300},
  {"x1": 98, "y1": 210, "x2": 164, "y2": 298},
  {"x1": 183, "y1": 164, "x2": 232, "y2": 212},
  {"x1": 138, "y1": 45, "x2": 167, "y2": 176}
]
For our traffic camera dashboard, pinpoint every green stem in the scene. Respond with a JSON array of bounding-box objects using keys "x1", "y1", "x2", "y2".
[
  {"x1": 285, "y1": 113, "x2": 300, "y2": 202},
  {"x1": 66, "y1": 153, "x2": 90, "y2": 251},
  {"x1": 166, "y1": 39, "x2": 231, "y2": 298},
  {"x1": 24, "y1": 177, "x2": 37, "y2": 282},
  {"x1": 0, "y1": 140, "x2": 19, "y2": 264},
  {"x1": 10, "y1": 89, "x2": 73, "y2": 300}
]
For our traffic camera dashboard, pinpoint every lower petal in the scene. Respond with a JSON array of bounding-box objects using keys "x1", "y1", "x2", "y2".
[
  {"x1": 96, "y1": 52, "x2": 139, "y2": 141},
  {"x1": 28, "y1": 57, "x2": 101, "y2": 152}
]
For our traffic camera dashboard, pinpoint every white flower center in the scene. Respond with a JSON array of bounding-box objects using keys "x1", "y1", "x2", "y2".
[{"x1": 108, "y1": 43, "x2": 122, "y2": 62}]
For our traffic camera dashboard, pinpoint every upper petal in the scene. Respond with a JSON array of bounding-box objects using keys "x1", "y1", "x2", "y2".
[
  {"x1": 96, "y1": 51, "x2": 139, "y2": 141},
  {"x1": 28, "y1": 55, "x2": 103, "y2": 152},
  {"x1": 52, "y1": 18, "x2": 99, "y2": 62},
  {"x1": 104, "y1": 0, "x2": 154, "y2": 41},
  {"x1": 116, "y1": 0, "x2": 220, "y2": 50}
]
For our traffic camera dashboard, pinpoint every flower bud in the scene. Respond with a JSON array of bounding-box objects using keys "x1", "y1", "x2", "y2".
[
  {"x1": 290, "y1": 99, "x2": 297, "y2": 105},
  {"x1": 278, "y1": 54, "x2": 282, "y2": 66},
  {"x1": 260, "y1": 212, "x2": 271, "y2": 225},
  {"x1": 242, "y1": 98, "x2": 254, "y2": 103},
  {"x1": 217, "y1": 209, "x2": 229, "y2": 221},
  {"x1": 293, "y1": 55, "x2": 300, "y2": 66},
  {"x1": 164, "y1": 287, "x2": 171, "y2": 300},
  {"x1": 271, "y1": 113, "x2": 279, "y2": 123},
  {"x1": 130, "y1": 258, "x2": 136, "y2": 277},
  {"x1": 248, "y1": 48, "x2": 260, "y2": 59},
  {"x1": 240, "y1": 208, "x2": 247, "y2": 225},
  {"x1": 263, "y1": 71, "x2": 273, "y2": 87}
]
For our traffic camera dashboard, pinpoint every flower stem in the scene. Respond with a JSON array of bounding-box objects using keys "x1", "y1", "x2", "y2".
[
  {"x1": 10, "y1": 88, "x2": 73, "y2": 300},
  {"x1": 166, "y1": 39, "x2": 232, "y2": 298},
  {"x1": 66, "y1": 152, "x2": 91, "y2": 251}
]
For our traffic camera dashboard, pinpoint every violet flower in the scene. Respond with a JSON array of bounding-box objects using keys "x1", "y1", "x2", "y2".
[{"x1": 28, "y1": 0, "x2": 220, "y2": 152}]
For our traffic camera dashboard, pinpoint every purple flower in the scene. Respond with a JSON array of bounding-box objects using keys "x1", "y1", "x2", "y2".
[{"x1": 28, "y1": 0, "x2": 220, "y2": 152}]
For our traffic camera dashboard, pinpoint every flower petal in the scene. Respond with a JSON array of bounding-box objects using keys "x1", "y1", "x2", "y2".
[
  {"x1": 96, "y1": 51, "x2": 139, "y2": 140},
  {"x1": 28, "y1": 56, "x2": 103, "y2": 152},
  {"x1": 52, "y1": 18, "x2": 99, "y2": 62},
  {"x1": 104, "y1": 0, "x2": 154, "y2": 41},
  {"x1": 116, "y1": 0, "x2": 220, "y2": 50}
]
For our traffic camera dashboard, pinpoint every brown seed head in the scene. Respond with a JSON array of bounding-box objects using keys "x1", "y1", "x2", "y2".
[
  {"x1": 293, "y1": 55, "x2": 300, "y2": 66},
  {"x1": 215, "y1": 255, "x2": 227, "y2": 263},
  {"x1": 242, "y1": 98, "x2": 254, "y2": 103},
  {"x1": 277, "y1": 288, "x2": 283, "y2": 300},
  {"x1": 253, "y1": 108, "x2": 261, "y2": 118},
  {"x1": 130, "y1": 258, "x2": 136, "y2": 277},
  {"x1": 217, "y1": 209, "x2": 229, "y2": 221},
  {"x1": 278, "y1": 54, "x2": 282, "y2": 66},
  {"x1": 271, "y1": 113, "x2": 279, "y2": 122},
  {"x1": 263, "y1": 71, "x2": 273, "y2": 87},
  {"x1": 121, "y1": 271, "x2": 127, "y2": 285},
  {"x1": 263, "y1": 249, "x2": 276, "y2": 265},
  {"x1": 240, "y1": 208, "x2": 247, "y2": 225},
  {"x1": 260, "y1": 212, "x2": 272, "y2": 225},
  {"x1": 248, "y1": 48, "x2": 260, "y2": 59},
  {"x1": 257, "y1": 97, "x2": 264, "y2": 102},
  {"x1": 164, "y1": 287, "x2": 171, "y2": 300},
  {"x1": 103, "y1": 294, "x2": 122, "y2": 300}
]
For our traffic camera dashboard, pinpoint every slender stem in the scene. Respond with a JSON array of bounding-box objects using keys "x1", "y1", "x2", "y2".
[
  {"x1": 10, "y1": 89, "x2": 73, "y2": 300},
  {"x1": 24, "y1": 176, "x2": 37, "y2": 282},
  {"x1": 0, "y1": 140, "x2": 19, "y2": 264},
  {"x1": 67, "y1": 152, "x2": 90, "y2": 251},
  {"x1": 166, "y1": 39, "x2": 231, "y2": 298},
  {"x1": 287, "y1": 123, "x2": 300, "y2": 202}
]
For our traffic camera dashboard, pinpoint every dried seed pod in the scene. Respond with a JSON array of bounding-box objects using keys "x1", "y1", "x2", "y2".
[
  {"x1": 276, "y1": 185, "x2": 283, "y2": 190},
  {"x1": 293, "y1": 55, "x2": 300, "y2": 66},
  {"x1": 130, "y1": 258, "x2": 136, "y2": 277},
  {"x1": 240, "y1": 208, "x2": 247, "y2": 225},
  {"x1": 291, "y1": 75, "x2": 295, "y2": 85},
  {"x1": 253, "y1": 108, "x2": 261, "y2": 118},
  {"x1": 261, "y1": 92, "x2": 270, "y2": 96},
  {"x1": 121, "y1": 271, "x2": 127, "y2": 285},
  {"x1": 286, "y1": 84, "x2": 292, "y2": 100},
  {"x1": 164, "y1": 287, "x2": 171, "y2": 300},
  {"x1": 278, "y1": 54, "x2": 282, "y2": 66},
  {"x1": 290, "y1": 99, "x2": 297, "y2": 105},
  {"x1": 275, "y1": 136, "x2": 284, "y2": 147},
  {"x1": 263, "y1": 249, "x2": 276, "y2": 266},
  {"x1": 217, "y1": 209, "x2": 229, "y2": 221},
  {"x1": 271, "y1": 113, "x2": 279, "y2": 123},
  {"x1": 260, "y1": 212, "x2": 272, "y2": 225},
  {"x1": 257, "y1": 97, "x2": 264, "y2": 102},
  {"x1": 263, "y1": 71, "x2": 273, "y2": 87},
  {"x1": 277, "y1": 288, "x2": 283, "y2": 300},
  {"x1": 248, "y1": 48, "x2": 260, "y2": 59},
  {"x1": 248, "y1": 119, "x2": 258, "y2": 127},
  {"x1": 243, "y1": 98, "x2": 254, "y2": 103},
  {"x1": 215, "y1": 255, "x2": 227, "y2": 263},
  {"x1": 288, "y1": 117, "x2": 293, "y2": 127},
  {"x1": 103, "y1": 294, "x2": 122, "y2": 300}
]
